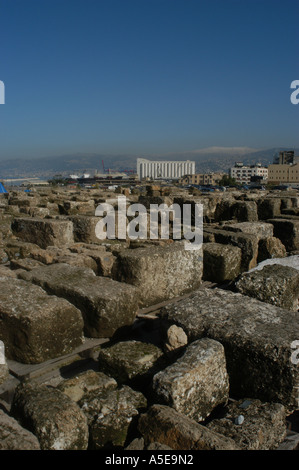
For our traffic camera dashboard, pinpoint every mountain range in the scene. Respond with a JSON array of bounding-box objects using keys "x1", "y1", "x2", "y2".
[{"x1": 0, "y1": 147, "x2": 297, "y2": 179}]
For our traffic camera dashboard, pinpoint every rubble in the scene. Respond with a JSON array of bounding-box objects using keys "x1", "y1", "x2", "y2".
[
  {"x1": 207, "y1": 398, "x2": 287, "y2": 450},
  {"x1": 0, "y1": 186, "x2": 298, "y2": 450},
  {"x1": 160, "y1": 287, "x2": 299, "y2": 410}
]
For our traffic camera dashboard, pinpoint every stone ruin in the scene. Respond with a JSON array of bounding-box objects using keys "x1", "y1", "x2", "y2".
[{"x1": 0, "y1": 184, "x2": 298, "y2": 450}]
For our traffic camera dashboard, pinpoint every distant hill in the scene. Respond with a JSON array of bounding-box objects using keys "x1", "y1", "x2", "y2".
[{"x1": 0, "y1": 147, "x2": 298, "y2": 179}]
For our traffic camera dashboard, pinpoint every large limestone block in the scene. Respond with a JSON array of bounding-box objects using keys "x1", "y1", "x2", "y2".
[
  {"x1": 0, "y1": 277, "x2": 84, "y2": 363},
  {"x1": 236, "y1": 264, "x2": 299, "y2": 311},
  {"x1": 79, "y1": 385, "x2": 147, "y2": 449},
  {"x1": 232, "y1": 201, "x2": 258, "y2": 222},
  {"x1": 138, "y1": 405, "x2": 240, "y2": 450},
  {"x1": 203, "y1": 243, "x2": 242, "y2": 282},
  {"x1": 203, "y1": 228, "x2": 259, "y2": 271},
  {"x1": 160, "y1": 288, "x2": 299, "y2": 410},
  {"x1": 19, "y1": 263, "x2": 139, "y2": 338},
  {"x1": 257, "y1": 236, "x2": 286, "y2": 262},
  {"x1": 222, "y1": 221, "x2": 274, "y2": 239},
  {"x1": 258, "y1": 198, "x2": 281, "y2": 220},
  {"x1": 58, "y1": 370, "x2": 117, "y2": 402},
  {"x1": 11, "y1": 217, "x2": 74, "y2": 249},
  {"x1": 69, "y1": 215, "x2": 101, "y2": 244},
  {"x1": 97, "y1": 340, "x2": 165, "y2": 386},
  {"x1": 152, "y1": 338, "x2": 229, "y2": 421},
  {"x1": 268, "y1": 218, "x2": 299, "y2": 251},
  {"x1": 0, "y1": 410, "x2": 40, "y2": 450},
  {"x1": 11, "y1": 383, "x2": 89, "y2": 450},
  {"x1": 112, "y1": 244, "x2": 203, "y2": 307}
]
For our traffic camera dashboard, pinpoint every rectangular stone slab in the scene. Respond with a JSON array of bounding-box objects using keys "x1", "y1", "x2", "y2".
[
  {"x1": 11, "y1": 217, "x2": 74, "y2": 249},
  {"x1": 19, "y1": 263, "x2": 139, "y2": 338},
  {"x1": 160, "y1": 287, "x2": 299, "y2": 411},
  {"x1": 112, "y1": 244, "x2": 203, "y2": 308},
  {"x1": 0, "y1": 278, "x2": 84, "y2": 364}
]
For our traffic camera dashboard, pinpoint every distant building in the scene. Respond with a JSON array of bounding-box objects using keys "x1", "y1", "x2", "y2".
[
  {"x1": 268, "y1": 162, "x2": 299, "y2": 183},
  {"x1": 179, "y1": 172, "x2": 225, "y2": 186},
  {"x1": 137, "y1": 158, "x2": 195, "y2": 180},
  {"x1": 230, "y1": 163, "x2": 268, "y2": 185},
  {"x1": 268, "y1": 150, "x2": 299, "y2": 183},
  {"x1": 274, "y1": 150, "x2": 299, "y2": 165}
]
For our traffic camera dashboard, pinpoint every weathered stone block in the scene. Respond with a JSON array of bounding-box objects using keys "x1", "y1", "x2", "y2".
[
  {"x1": 257, "y1": 237, "x2": 287, "y2": 262},
  {"x1": 58, "y1": 370, "x2": 117, "y2": 402},
  {"x1": 0, "y1": 277, "x2": 84, "y2": 363},
  {"x1": 112, "y1": 244, "x2": 203, "y2": 307},
  {"x1": 203, "y1": 242, "x2": 242, "y2": 282},
  {"x1": 258, "y1": 198, "x2": 281, "y2": 220},
  {"x1": 59, "y1": 200, "x2": 95, "y2": 215},
  {"x1": 268, "y1": 218, "x2": 299, "y2": 251},
  {"x1": 207, "y1": 398, "x2": 286, "y2": 450},
  {"x1": 19, "y1": 263, "x2": 139, "y2": 338},
  {"x1": 69, "y1": 215, "x2": 101, "y2": 244},
  {"x1": 98, "y1": 340, "x2": 165, "y2": 386},
  {"x1": 236, "y1": 264, "x2": 299, "y2": 311},
  {"x1": 152, "y1": 338, "x2": 229, "y2": 421},
  {"x1": 160, "y1": 288, "x2": 299, "y2": 410},
  {"x1": 138, "y1": 405, "x2": 240, "y2": 450},
  {"x1": 222, "y1": 221, "x2": 274, "y2": 239},
  {"x1": 11, "y1": 383, "x2": 88, "y2": 450},
  {"x1": 79, "y1": 385, "x2": 147, "y2": 449},
  {"x1": 0, "y1": 410, "x2": 40, "y2": 450},
  {"x1": 11, "y1": 217, "x2": 74, "y2": 249},
  {"x1": 232, "y1": 201, "x2": 258, "y2": 222},
  {"x1": 203, "y1": 228, "x2": 259, "y2": 271}
]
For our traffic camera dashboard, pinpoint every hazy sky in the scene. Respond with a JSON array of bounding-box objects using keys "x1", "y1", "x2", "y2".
[{"x1": 0, "y1": 0, "x2": 298, "y2": 160}]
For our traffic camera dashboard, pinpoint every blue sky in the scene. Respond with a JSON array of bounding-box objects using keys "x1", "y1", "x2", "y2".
[{"x1": 0, "y1": 0, "x2": 298, "y2": 160}]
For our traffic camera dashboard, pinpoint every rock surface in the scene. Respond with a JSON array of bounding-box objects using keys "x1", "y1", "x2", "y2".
[
  {"x1": 207, "y1": 398, "x2": 287, "y2": 450},
  {"x1": 58, "y1": 370, "x2": 117, "y2": 402},
  {"x1": 160, "y1": 287, "x2": 299, "y2": 410},
  {"x1": 11, "y1": 383, "x2": 89, "y2": 450},
  {"x1": 11, "y1": 217, "x2": 74, "y2": 249},
  {"x1": 138, "y1": 405, "x2": 240, "y2": 450},
  {"x1": 79, "y1": 385, "x2": 147, "y2": 449},
  {"x1": 236, "y1": 264, "x2": 299, "y2": 311},
  {"x1": 98, "y1": 340, "x2": 165, "y2": 386},
  {"x1": 112, "y1": 244, "x2": 203, "y2": 307},
  {"x1": 0, "y1": 409, "x2": 41, "y2": 450},
  {"x1": 19, "y1": 263, "x2": 139, "y2": 338},
  {"x1": 203, "y1": 242, "x2": 242, "y2": 282},
  {"x1": 152, "y1": 338, "x2": 229, "y2": 421},
  {"x1": 0, "y1": 277, "x2": 84, "y2": 363}
]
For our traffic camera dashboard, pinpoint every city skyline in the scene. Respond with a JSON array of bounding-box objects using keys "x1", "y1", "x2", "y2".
[{"x1": 0, "y1": 0, "x2": 298, "y2": 161}]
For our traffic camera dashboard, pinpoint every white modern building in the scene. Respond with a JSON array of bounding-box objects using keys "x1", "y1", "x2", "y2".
[
  {"x1": 230, "y1": 162, "x2": 268, "y2": 185},
  {"x1": 137, "y1": 158, "x2": 195, "y2": 180}
]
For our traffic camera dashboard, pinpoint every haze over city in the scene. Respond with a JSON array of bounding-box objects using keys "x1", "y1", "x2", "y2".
[{"x1": 0, "y1": 0, "x2": 298, "y2": 165}]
